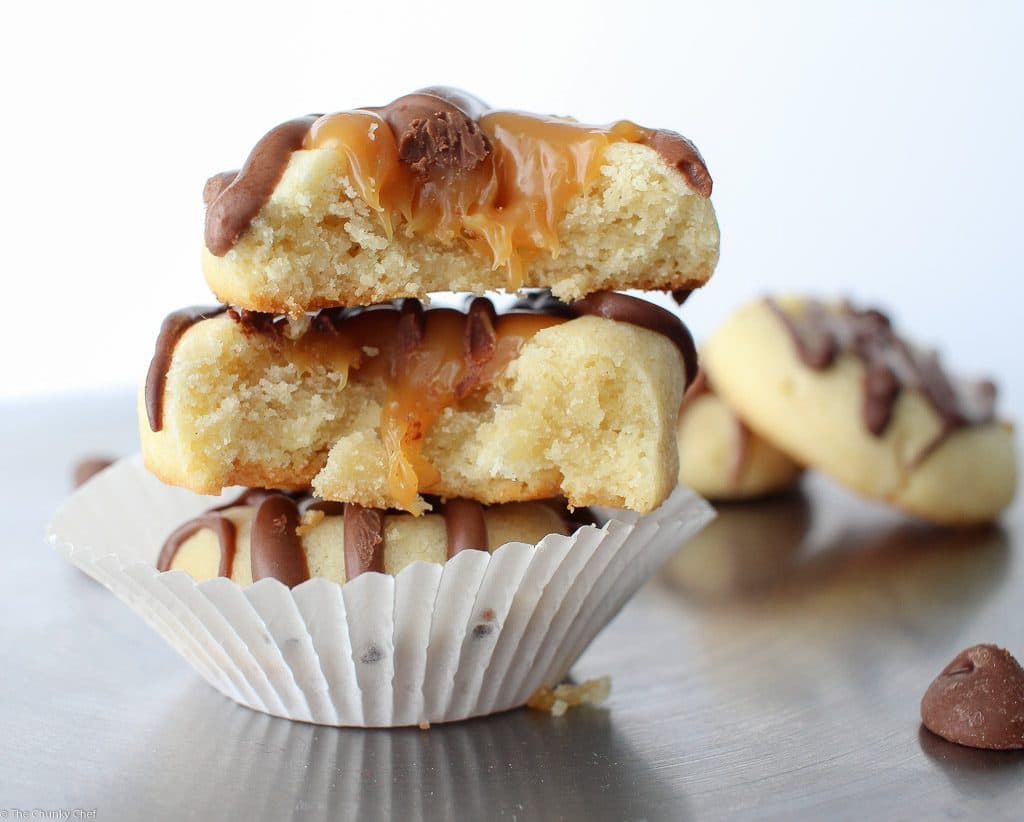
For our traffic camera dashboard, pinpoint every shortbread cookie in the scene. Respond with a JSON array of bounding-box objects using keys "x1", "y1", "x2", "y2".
[
  {"x1": 157, "y1": 490, "x2": 577, "y2": 586},
  {"x1": 677, "y1": 371, "x2": 802, "y2": 500},
  {"x1": 140, "y1": 293, "x2": 695, "y2": 514},
  {"x1": 703, "y1": 297, "x2": 1017, "y2": 524},
  {"x1": 202, "y1": 87, "x2": 720, "y2": 314}
]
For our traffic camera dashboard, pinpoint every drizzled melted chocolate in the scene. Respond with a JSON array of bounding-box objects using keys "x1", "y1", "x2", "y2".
[
  {"x1": 766, "y1": 298, "x2": 997, "y2": 458},
  {"x1": 204, "y1": 116, "x2": 321, "y2": 256},
  {"x1": 145, "y1": 305, "x2": 227, "y2": 432},
  {"x1": 204, "y1": 87, "x2": 712, "y2": 260},
  {"x1": 157, "y1": 491, "x2": 585, "y2": 585},
  {"x1": 343, "y1": 503, "x2": 386, "y2": 579},
  {"x1": 251, "y1": 495, "x2": 309, "y2": 587},
  {"x1": 441, "y1": 498, "x2": 489, "y2": 558},
  {"x1": 570, "y1": 291, "x2": 699, "y2": 390},
  {"x1": 157, "y1": 514, "x2": 237, "y2": 577}
]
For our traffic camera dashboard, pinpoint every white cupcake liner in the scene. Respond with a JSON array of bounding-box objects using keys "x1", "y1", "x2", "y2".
[{"x1": 47, "y1": 455, "x2": 714, "y2": 727}]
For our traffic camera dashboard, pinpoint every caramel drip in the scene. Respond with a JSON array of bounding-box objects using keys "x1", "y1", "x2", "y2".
[
  {"x1": 157, "y1": 514, "x2": 237, "y2": 577},
  {"x1": 145, "y1": 305, "x2": 227, "y2": 432},
  {"x1": 441, "y1": 499, "x2": 489, "y2": 558},
  {"x1": 343, "y1": 503, "x2": 386, "y2": 579},
  {"x1": 204, "y1": 87, "x2": 712, "y2": 273},
  {"x1": 205, "y1": 115, "x2": 320, "y2": 255},
  {"x1": 250, "y1": 495, "x2": 310, "y2": 588},
  {"x1": 766, "y1": 298, "x2": 997, "y2": 459}
]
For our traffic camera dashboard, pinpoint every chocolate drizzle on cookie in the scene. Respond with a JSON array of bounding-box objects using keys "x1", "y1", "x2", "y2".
[
  {"x1": 157, "y1": 491, "x2": 586, "y2": 585},
  {"x1": 766, "y1": 298, "x2": 997, "y2": 459},
  {"x1": 157, "y1": 513, "x2": 237, "y2": 577},
  {"x1": 570, "y1": 291, "x2": 699, "y2": 390},
  {"x1": 203, "y1": 87, "x2": 713, "y2": 262},
  {"x1": 145, "y1": 305, "x2": 227, "y2": 432},
  {"x1": 251, "y1": 495, "x2": 310, "y2": 587},
  {"x1": 441, "y1": 498, "x2": 490, "y2": 558},
  {"x1": 343, "y1": 503, "x2": 386, "y2": 579},
  {"x1": 204, "y1": 115, "x2": 321, "y2": 256}
]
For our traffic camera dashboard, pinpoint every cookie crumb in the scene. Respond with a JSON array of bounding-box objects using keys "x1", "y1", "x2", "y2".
[
  {"x1": 418, "y1": 721, "x2": 430, "y2": 730},
  {"x1": 297, "y1": 509, "x2": 326, "y2": 536},
  {"x1": 527, "y1": 675, "x2": 611, "y2": 716}
]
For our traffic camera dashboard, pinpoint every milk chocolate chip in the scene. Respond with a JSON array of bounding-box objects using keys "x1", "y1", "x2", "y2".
[
  {"x1": 921, "y1": 644, "x2": 1024, "y2": 750},
  {"x1": 71, "y1": 456, "x2": 114, "y2": 489}
]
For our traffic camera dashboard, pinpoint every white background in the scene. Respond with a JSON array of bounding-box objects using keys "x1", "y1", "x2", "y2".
[{"x1": 2, "y1": 1, "x2": 1022, "y2": 413}]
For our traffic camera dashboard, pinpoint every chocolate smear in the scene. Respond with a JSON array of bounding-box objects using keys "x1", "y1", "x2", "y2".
[{"x1": 921, "y1": 644, "x2": 1024, "y2": 750}]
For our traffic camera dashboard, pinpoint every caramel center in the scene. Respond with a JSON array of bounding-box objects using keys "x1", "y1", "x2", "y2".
[
  {"x1": 303, "y1": 111, "x2": 658, "y2": 289},
  {"x1": 249, "y1": 304, "x2": 562, "y2": 511}
]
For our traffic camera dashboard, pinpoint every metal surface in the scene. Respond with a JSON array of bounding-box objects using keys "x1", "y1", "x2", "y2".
[{"x1": 2, "y1": 391, "x2": 1023, "y2": 820}]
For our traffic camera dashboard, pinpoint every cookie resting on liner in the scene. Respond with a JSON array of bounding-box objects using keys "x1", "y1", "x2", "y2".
[
  {"x1": 158, "y1": 488, "x2": 579, "y2": 587},
  {"x1": 201, "y1": 86, "x2": 719, "y2": 314},
  {"x1": 703, "y1": 297, "x2": 1017, "y2": 524},
  {"x1": 140, "y1": 293, "x2": 696, "y2": 514}
]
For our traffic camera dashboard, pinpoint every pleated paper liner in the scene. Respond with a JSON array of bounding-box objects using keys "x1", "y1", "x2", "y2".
[{"x1": 47, "y1": 455, "x2": 714, "y2": 727}]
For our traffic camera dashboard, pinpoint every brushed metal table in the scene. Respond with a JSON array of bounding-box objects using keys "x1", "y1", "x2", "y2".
[{"x1": 2, "y1": 391, "x2": 1022, "y2": 820}]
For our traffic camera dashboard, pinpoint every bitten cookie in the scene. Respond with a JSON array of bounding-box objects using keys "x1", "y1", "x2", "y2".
[
  {"x1": 676, "y1": 371, "x2": 802, "y2": 500},
  {"x1": 158, "y1": 490, "x2": 576, "y2": 586},
  {"x1": 140, "y1": 293, "x2": 694, "y2": 514},
  {"x1": 201, "y1": 87, "x2": 720, "y2": 314},
  {"x1": 703, "y1": 297, "x2": 1017, "y2": 524}
]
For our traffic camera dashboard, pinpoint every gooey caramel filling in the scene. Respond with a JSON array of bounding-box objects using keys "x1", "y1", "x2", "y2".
[
  {"x1": 234, "y1": 301, "x2": 562, "y2": 510},
  {"x1": 305, "y1": 111, "x2": 668, "y2": 288}
]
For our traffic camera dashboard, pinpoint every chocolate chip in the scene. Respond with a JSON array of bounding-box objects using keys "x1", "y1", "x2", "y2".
[
  {"x1": 71, "y1": 456, "x2": 114, "y2": 489},
  {"x1": 921, "y1": 644, "x2": 1024, "y2": 750}
]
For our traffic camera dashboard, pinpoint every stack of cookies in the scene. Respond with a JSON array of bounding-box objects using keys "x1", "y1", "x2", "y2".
[{"x1": 139, "y1": 87, "x2": 721, "y2": 587}]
